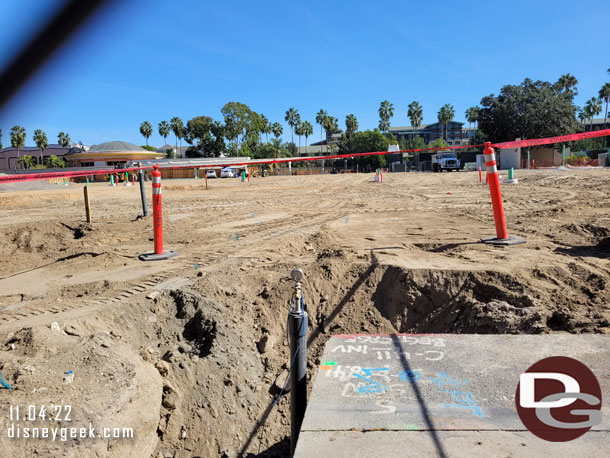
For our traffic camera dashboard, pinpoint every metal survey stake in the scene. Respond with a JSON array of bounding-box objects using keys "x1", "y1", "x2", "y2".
[
  {"x1": 288, "y1": 267, "x2": 308, "y2": 457},
  {"x1": 138, "y1": 162, "x2": 148, "y2": 217}
]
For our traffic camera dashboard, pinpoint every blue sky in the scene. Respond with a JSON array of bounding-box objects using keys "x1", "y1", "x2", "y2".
[{"x1": 0, "y1": 0, "x2": 608, "y2": 147}]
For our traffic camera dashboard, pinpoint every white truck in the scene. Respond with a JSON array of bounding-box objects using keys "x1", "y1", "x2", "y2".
[{"x1": 432, "y1": 152, "x2": 460, "y2": 172}]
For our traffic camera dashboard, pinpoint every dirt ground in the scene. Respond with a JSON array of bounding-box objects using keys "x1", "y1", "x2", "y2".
[{"x1": 0, "y1": 169, "x2": 609, "y2": 457}]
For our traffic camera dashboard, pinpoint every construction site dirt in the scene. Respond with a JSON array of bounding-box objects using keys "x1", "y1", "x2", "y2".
[{"x1": 0, "y1": 169, "x2": 609, "y2": 457}]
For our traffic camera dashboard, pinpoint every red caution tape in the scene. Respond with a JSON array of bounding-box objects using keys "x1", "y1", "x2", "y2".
[
  {"x1": 491, "y1": 128, "x2": 610, "y2": 149},
  {"x1": 0, "y1": 167, "x2": 145, "y2": 184},
  {"x1": 1, "y1": 128, "x2": 609, "y2": 184}
]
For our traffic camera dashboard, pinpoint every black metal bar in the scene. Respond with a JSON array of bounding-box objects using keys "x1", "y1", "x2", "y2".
[
  {"x1": 0, "y1": 0, "x2": 113, "y2": 110},
  {"x1": 138, "y1": 166, "x2": 148, "y2": 217},
  {"x1": 289, "y1": 309, "x2": 308, "y2": 457}
]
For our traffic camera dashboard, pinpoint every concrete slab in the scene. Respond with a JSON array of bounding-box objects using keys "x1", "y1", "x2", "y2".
[{"x1": 295, "y1": 334, "x2": 610, "y2": 457}]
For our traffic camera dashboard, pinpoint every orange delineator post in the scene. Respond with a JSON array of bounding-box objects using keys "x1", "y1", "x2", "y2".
[
  {"x1": 478, "y1": 165, "x2": 482, "y2": 182},
  {"x1": 138, "y1": 164, "x2": 178, "y2": 261},
  {"x1": 481, "y1": 142, "x2": 525, "y2": 246},
  {"x1": 152, "y1": 165, "x2": 163, "y2": 254},
  {"x1": 484, "y1": 144, "x2": 508, "y2": 240}
]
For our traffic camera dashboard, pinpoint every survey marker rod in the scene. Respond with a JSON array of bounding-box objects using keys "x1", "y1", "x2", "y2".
[
  {"x1": 83, "y1": 185, "x2": 91, "y2": 223},
  {"x1": 138, "y1": 162, "x2": 148, "y2": 217},
  {"x1": 288, "y1": 268, "x2": 308, "y2": 457}
]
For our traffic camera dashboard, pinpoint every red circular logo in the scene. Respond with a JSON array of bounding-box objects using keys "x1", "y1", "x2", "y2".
[{"x1": 516, "y1": 356, "x2": 602, "y2": 442}]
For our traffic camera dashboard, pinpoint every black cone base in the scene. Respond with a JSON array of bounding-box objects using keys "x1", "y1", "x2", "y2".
[
  {"x1": 481, "y1": 235, "x2": 526, "y2": 246},
  {"x1": 138, "y1": 250, "x2": 179, "y2": 261}
]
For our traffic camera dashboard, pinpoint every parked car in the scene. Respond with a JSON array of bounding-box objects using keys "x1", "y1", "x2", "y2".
[
  {"x1": 221, "y1": 168, "x2": 235, "y2": 178},
  {"x1": 206, "y1": 170, "x2": 217, "y2": 178}
]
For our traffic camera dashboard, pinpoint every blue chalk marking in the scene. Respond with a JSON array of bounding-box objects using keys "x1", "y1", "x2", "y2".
[
  {"x1": 345, "y1": 216, "x2": 349, "y2": 223},
  {"x1": 250, "y1": 212, "x2": 256, "y2": 217},
  {"x1": 398, "y1": 370, "x2": 422, "y2": 383},
  {"x1": 352, "y1": 367, "x2": 390, "y2": 394},
  {"x1": 0, "y1": 371, "x2": 11, "y2": 390},
  {"x1": 235, "y1": 234, "x2": 240, "y2": 241},
  {"x1": 440, "y1": 390, "x2": 483, "y2": 417},
  {"x1": 193, "y1": 264, "x2": 199, "y2": 269}
]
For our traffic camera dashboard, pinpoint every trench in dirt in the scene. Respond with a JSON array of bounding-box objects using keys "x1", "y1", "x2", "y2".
[{"x1": 143, "y1": 247, "x2": 608, "y2": 457}]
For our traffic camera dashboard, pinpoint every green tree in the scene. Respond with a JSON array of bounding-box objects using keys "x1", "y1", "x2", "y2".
[
  {"x1": 478, "y1": 78, "x2": 579, "y2": 143},
  {"x1": 271, "y1": 122, "x2": 283, "y2": 139},
  {"x1": 437, "y1": 104, "x2": 455, "y2": 140},
  {"x1": 185, "y1": 115, "x2": 213, "y2": 154},
  {"x1": 170, "y1": 117, "x2": 185, "y2": 157},
  {"x1": 221, "y1": 102, "x2": 260, "y2": 155},
  {"x1": 345, "y1": 114, "x2": 358, "y2": 138},
  {"x1": 301, "y1": 120, "x2": 313, "y2": 147},
  {"x1": 10, "y1": 125, "x2": 26, "y2": 160},
  {"x1": 428, "y1": 138, "x2": 450, "y2": 150},
  {"x1": 315, "y1": 109, "x2": 328, "y2": 155},
  {"x1": 44, "y1": 155, "x2": 66, "y2": 168},
  {"x1": 344, "y1": 129, "x2": 389, "y2": 170},
  {"x1": 465, "y1": 106, "x2": 480, "y2": 130},
  {"x1": 401, "y1": 135, "x2": 426, "y2": 161},
  {"x1": 599, "y1": 83, "x2": 610, "y2": 128},
  {"x1": 407, "y1": 101, "x2": 423, "y2": 132},
  {"x1": 17, "y1": 154, "x2": 35, "y2": 169},
  {"x1": 284, "y1": 107, "x2": 300, "y2": 146},
  {"x1": 158, "y1": 120, "x2": 170, "y2": 147},
  {"x1": 555, "y1": 73, "x2": 578, "y2": 96},
  {"x1": 584, "y1": 97, "x2": 602, "y2": 130},
  {"x1": 139, "y1": 121, "x2": 153, "y2": 146},
  {"x1": 378, "y1": 100, "x2": 394, "y2": 133},
  {"x1": 33, "y1": 129, "x2": 48, "y2": 164},
  {"x1": 58, "y1": 131, "x2": 71, "y2": 148}
]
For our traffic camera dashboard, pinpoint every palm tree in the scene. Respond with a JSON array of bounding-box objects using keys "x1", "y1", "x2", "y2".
[
  {"x1": 33, "y1": 129, "x2": 48, "y2": 165},
  {"x1": 140, "y1": 121, "x2": 153, "y2": 146},
  {"x1": 577, "y1": 108, "x2": 587, "y2": 126},
  {"x1": 301, "y1": 121, "x2": 313, "y2": 147},
  {"x1": 465, "y1": 106, "x2": 480, "y2": 130},
  {"x1": 437, "y1": 104, "x2": 455, "y2": 141},
  {"x1": 271, "y1": 122, "x2": 283, "y2": 139},
  {"x1": 158, "y1": 120, "x2": 170, "y2": 148},
  {"x1": 322, "y1": 116, "x2": 339, "y2": 148},
  {"x1": 170, "y1": 117, "x2": 185, "y2": 157},
  {"x1": 556, "y1": 73, "x2": 579, "y2": 95},
  {"x1": 315, "y1": 109, "x2": 328, "y2": 155},
  {"x1": 284, "y1": 107, "x2": 300, "y2": 146},
  {"x1": 10, "y1": 125, "x2": 26, "y2": 161},
  {"x1": 599, "y1": 83, "x2": 610, "y2": 128},
  {"x1": 295, "y1": 120, "x2": 303, "y2": 154},
  {"x1": 378, "y1": 100, "x2": 394, "y2": 133},
  {"x1": 345, "y1": 114, "x2": 358, "y2": 138},
  {"x1": 584, "y1": 97, "x2": 602, "y2": 131},
  {"x1": 0, "y1": 128, "x2": 3, "y2": 150},
  {"x1": 259, "y1": 114, "x2": 271, "y2": 143},
  {"x1": 407, "y1": 101, "x2": 423, "y2": 134},
  {"x1": 58, "y1": 131, "x2": 71, "y2": 148}
]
